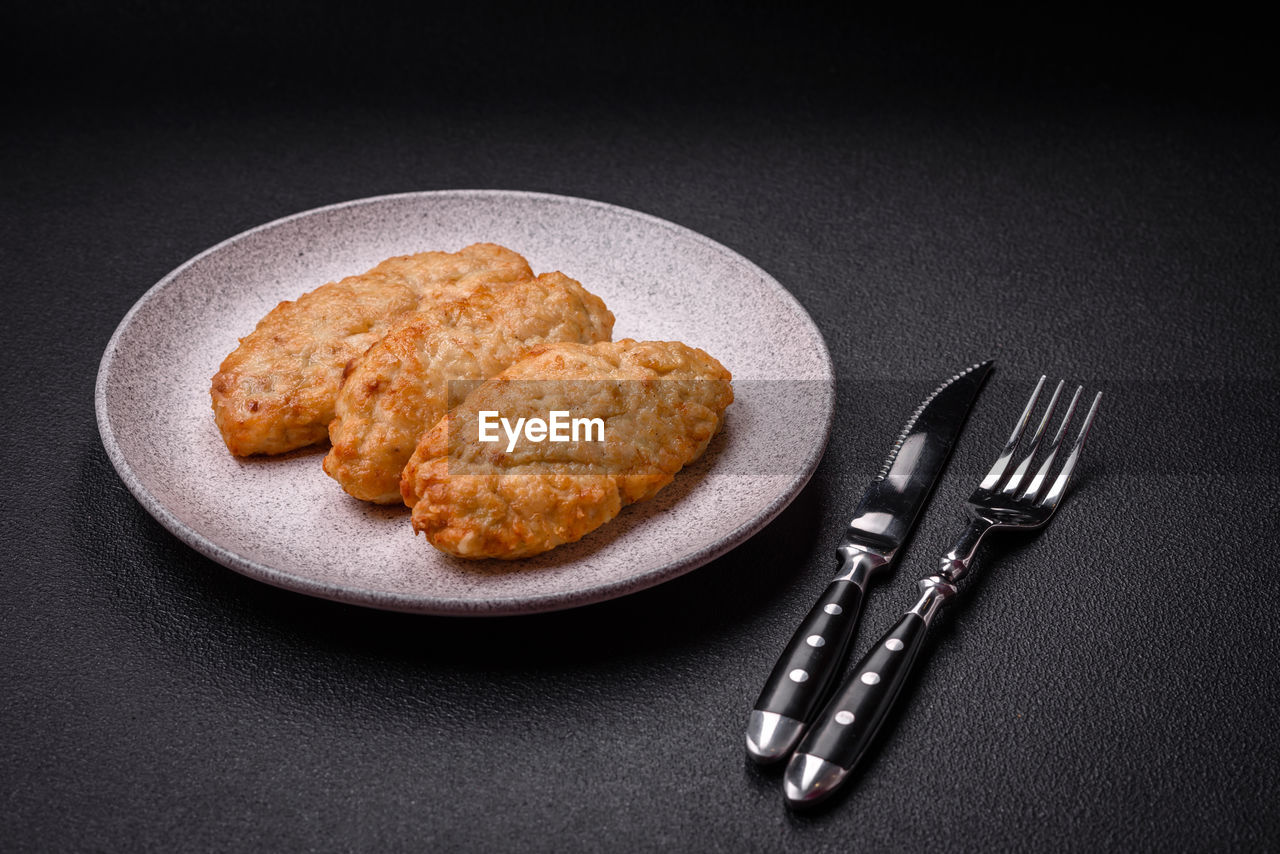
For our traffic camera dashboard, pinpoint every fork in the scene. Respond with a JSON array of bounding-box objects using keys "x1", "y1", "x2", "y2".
[{"x1": 782, "y1": 376, "x2": 1102, "y2": 808}]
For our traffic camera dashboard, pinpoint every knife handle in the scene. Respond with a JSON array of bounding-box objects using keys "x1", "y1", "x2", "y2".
[
  {"x1": 748, "y1": 550, "x2": 887, "y2": 764},
  {"x1": 752, "y1": 578, "x2": 866, "y2": 723}
]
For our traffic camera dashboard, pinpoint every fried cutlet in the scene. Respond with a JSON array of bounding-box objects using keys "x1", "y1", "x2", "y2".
[
  {"x1": 401, "y1": 340, "x2": 733, "y2": 558},
  {"x1": 323, "y1": 272, "x2": 614, "y2": 503},
  {"x1": 210, "y1": 243, "x2": 534, "y2": 456}
]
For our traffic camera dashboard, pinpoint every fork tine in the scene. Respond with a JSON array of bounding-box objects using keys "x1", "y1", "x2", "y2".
[
  {"x1": 1001, "y1": 379, "x2": 1065, "y2": 495},
  {"x1": 979, "y1": 375, "x2": 1046, "y2": 491},
  {"x1": 1037, "y1": 391, "x2": 1102, "y2": 510},
  {"x1": 1019, "y1": 385, "x2": 1082, "y2": 502}
]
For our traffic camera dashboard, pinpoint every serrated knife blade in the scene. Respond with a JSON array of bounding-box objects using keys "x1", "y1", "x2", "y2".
[{"x1": 745, "y1": 361, "x2": 993, "y2": 764}]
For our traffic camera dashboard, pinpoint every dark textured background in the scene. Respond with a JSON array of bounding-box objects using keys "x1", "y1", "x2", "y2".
[{"x1": 4, "y1": 6, "x2": 1278, "y2": 852}]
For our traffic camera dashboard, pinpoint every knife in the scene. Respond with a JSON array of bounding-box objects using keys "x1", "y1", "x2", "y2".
[{"x1": 745, "y1": 361, "x2": 993, "y2": 764}]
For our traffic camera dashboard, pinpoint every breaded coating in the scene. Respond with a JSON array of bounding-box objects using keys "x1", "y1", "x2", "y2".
[
  {"x1": 323, "y1": 272, "x2": 615, "y2": 503},
  {"x1": 210, "y1": 243, "x2": 534, "y2": 456},
  {"x1": 401, "y1": 340, "x2": 733, "y2": 559}
]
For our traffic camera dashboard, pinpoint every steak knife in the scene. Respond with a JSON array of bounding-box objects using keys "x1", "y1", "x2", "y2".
[{"x1": 745, "y1": 361, "x2": 993, "y2": 763}]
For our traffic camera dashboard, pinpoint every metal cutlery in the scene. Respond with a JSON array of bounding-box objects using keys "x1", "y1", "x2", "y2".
[
  {"x1": 746, "y1": 361, "x2": 993, "y2": 764},
  {"x1": 784, "y1": 375, "x2": 1102, "y2": 807}
]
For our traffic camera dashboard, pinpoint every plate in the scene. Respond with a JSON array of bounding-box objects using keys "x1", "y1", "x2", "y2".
[{"x1": 95, "y1": 191, "x2": 834, "y2": 615}]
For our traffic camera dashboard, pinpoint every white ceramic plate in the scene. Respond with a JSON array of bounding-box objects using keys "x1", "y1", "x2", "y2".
[{"x1": 95, "y1": 191, "x2": 834, "y2": 615}]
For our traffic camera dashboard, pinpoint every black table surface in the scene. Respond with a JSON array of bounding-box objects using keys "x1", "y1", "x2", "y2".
[{"x1": 4, "y1": 9, "x2": 1279, "y2": 852}]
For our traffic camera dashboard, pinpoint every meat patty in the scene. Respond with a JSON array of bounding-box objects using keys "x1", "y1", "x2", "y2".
[
  {"x1": 210, "y1": 243, "x2": 534, "y2": 456},
  {"x1": 401, "y1": 340, "x2": 733, "y2": 559},
  {"x1": 323, "y1": 272, "x2": 614, "y2": 503}
]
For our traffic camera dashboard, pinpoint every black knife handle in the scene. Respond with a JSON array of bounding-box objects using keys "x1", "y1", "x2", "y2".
[
  {"x1": 753, "y1": 576, "x2": 868, "y2": 724},
  {"x1": 795, "y1": 609, "x2": 929, "y2": 770}
]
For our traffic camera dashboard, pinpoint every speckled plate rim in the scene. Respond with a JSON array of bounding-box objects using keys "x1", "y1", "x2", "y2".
[{"x1": 94, "y1": 190, "x2": 835, "y2": 616}]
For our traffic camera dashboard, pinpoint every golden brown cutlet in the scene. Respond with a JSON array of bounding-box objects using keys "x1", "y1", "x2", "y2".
[
  {"x1": 210, "y1": 243, "x2": 534, "y2": 456},
  {"x1": 324, "y1": 272, "x2": 614, "y2": 503},
  {"x1": 401, "y1": 340, "x2": 733, "y2": 559}
]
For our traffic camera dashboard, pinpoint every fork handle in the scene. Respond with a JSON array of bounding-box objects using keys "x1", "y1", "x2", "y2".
[
  {"x1": 793, "y1": 611, "x2": 927, "y2": 766},
  {"x1": 783, "y1": 576, "x2": 955, "y2": 806}
]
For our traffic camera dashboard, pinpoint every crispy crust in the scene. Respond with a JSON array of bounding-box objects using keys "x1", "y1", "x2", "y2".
[
  {"x1": 210, "y1": 243, "x2": 534, "y2": 456},
  {"x1": 323, "y1": 273, "x2": 614, "y2": 503},
  {"x1": 401, "y1": 340, "x2": 733, "y2": 559}
]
